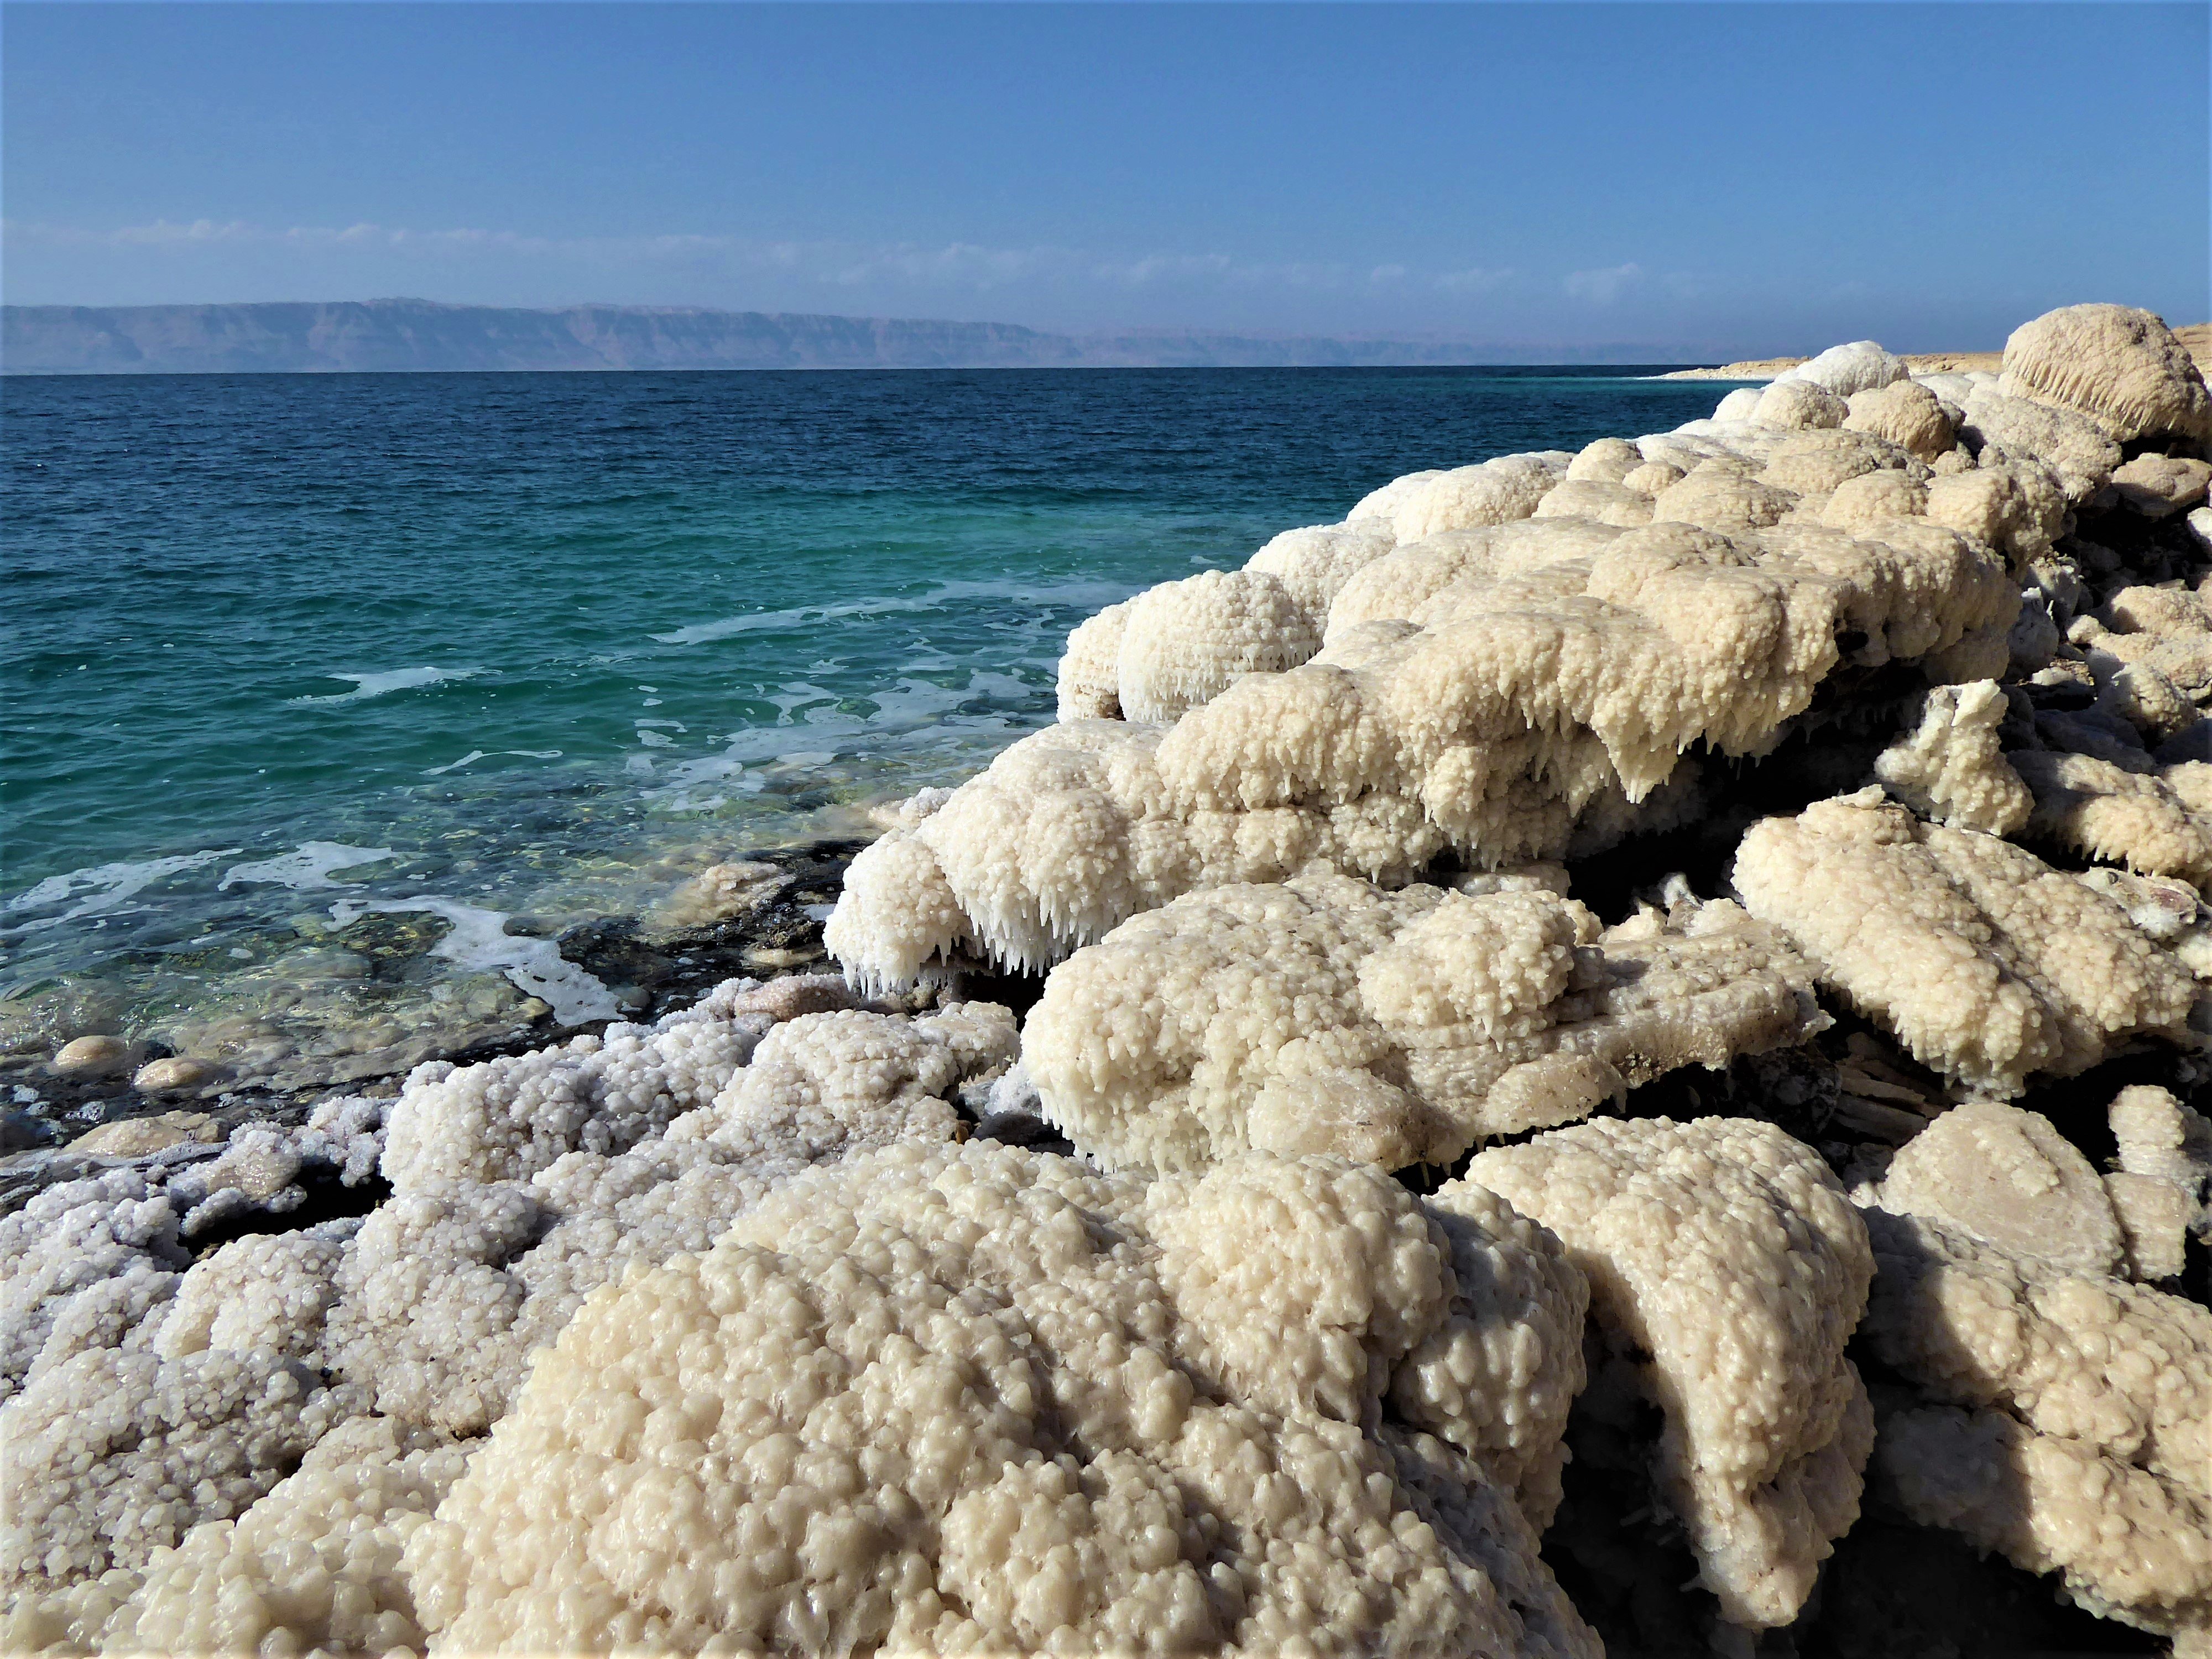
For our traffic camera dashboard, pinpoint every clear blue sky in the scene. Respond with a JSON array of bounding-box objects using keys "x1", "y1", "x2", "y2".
[{"x1": 4, "y1": 2, "x2": 2206, "y2": 354}]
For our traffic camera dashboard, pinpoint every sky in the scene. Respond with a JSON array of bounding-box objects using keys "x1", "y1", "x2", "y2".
[{"x1": 3, "y1": 2, "x2": 2207, "y2": 355}]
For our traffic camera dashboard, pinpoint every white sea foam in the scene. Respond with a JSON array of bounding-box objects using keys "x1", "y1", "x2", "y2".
[
  {"x1": 424, "y1": 748, "x2": 564, "y2": 775},
  {"x1": 219, "y1": 842, "x2": 398, "y2": 891},
  {"x1": 1, "y1": 849, "x2": 239, "y2": 936},
  {"x1": 288, "y1": 666, "x2": 481, "y2": 705},
  {"x1": 328, "y1": 896, "x2": 619, "y2": 1025},
  {"x1": 650, "y1": 577, "x2": 1132, "y2": 648}
]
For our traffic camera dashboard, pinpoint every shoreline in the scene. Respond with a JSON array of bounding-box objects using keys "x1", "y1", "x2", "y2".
[
  {"x1": 1660, "y1": 320, "x2": 2212, "y2": 381},
  {"x1": 1659, "y1": 348, "x2": 2005, "y2": 381}
]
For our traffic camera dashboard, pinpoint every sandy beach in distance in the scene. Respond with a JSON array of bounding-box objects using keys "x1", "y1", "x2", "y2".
[{"x1": 1661, "y1": 319, "x2": 2212, "y2": 380}]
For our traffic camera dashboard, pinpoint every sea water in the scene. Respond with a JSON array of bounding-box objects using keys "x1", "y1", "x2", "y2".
[{"x1": 2, "y1": 366, "x2": 1736, "y2": 1089}]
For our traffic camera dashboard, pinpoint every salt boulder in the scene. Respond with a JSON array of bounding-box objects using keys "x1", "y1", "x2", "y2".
[{"x1": 2000, "y1": 302, "x2": 2212, "y2": 446}]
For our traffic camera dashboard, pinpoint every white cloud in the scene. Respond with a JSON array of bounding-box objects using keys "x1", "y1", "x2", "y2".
[
  {"x1": 2, "y1": 217, "x2": 1540, "y2": 311},
  {"x1": 1435, "y1": 265, "x2": 1514, "y2": 294},
  {"x1": 1563, "y1": 261, "x2": 1645, "y2": 304}
]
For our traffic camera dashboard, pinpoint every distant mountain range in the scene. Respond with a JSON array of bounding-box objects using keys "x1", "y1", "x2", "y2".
[{"x1": 1, "y1": 299, "x2": 1695, "y2": 374}]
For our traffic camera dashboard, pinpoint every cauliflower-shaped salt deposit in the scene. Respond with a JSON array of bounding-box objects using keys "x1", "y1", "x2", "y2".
[
  {"x1": 1113, "y1": 568, "x2": 1323, "y2": 725},
  {"x1": 1467, "y1": 1117, "x2": 1876, "y2": 1632},
  {"x1": 6, "y1": 1415, "x2": 473, "y2": 1658},
  {"x1": 379, "y1": 976, "x2": 779, "y2": 1191},
  {"x1": 1733, "y1": 789, "x2": 2196, "y2": 1095},
  {"x1": 1, "y1": 1170, "x2": 186, "y2": 1403},
  {"x1": 401, "y1": 1141, "x2": 1600, "y2": 1657},
  {"x1": 2105, "y1": 1083, "x2": 2212, "y2": 1281},
  {"x1": 1870, "y1": 679, "x2": 2033, "y2": 835},
  {"x1": 0, "y1": 1345, "x2": 365, "y2": 1593},
  {"x1": 1024, "y1": 871, "x2": 1822, "y2": 1172},
  {"x1": 2012, "y1": 748, "x2": 2212, "y2": 889},
  {"x1": 324, "y1": 1004, "x2": 1008, "y2": 1435},
  {"x1": 833, "y1": 512, "x2": 2014, "y2": 990},
  {"x1": 1863, "y1": 1207, "x2": 2212, "y2": 1644}
]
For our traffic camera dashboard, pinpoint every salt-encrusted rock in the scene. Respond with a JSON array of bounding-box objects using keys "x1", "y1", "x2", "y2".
[
  {"x1": 1870, "y1": 680, "x2": 2032, "y2": 835},
  {"x1": 6, "y1": 1414, "x2": 470, "y2": 1658},
  {"x1": 1533, "y1": 477, "x2": 1655, "y2": 526},
  {"x1": 1923, "y1": 459, "x2": 2068, "y2": 565},
  {"x1": 325, "y1": 1004, "x2": 1006, "y2": 1436},
  {"x1": 1468, "y1": 1117, "x2": 1875, "y2": 1632},
  {"x1": 1116, "y1": 568, "x2": 1322, "y2": 724},
  {"x1": 1814, "y1": 468, "x2": 1925, "y2": 531},
  {"x1": 2011, "y1": 748, "x2": 2212, "y2": 888},
  {"x1": 379, "y1": 977, "x2": 779, "y2": 1191},
  {"x1": 1961, "y1": 385, "x2": 2123, "y2": 505},
  {"x1": 1023, "y1": 872, "x2": 1823, "y2": 1171},
  {"x1": 1621, "y1": 457, "x2": 1686, "y2": 494},
  {"x1": 1344, "y1": 467, "x2": 1444, "y2": 529},
  {"x1": 1867, "y1": 1101, "x2": 2125, "y2": 1277},
  {"x1": 2111, "y1": 454, "x2": 2212, "y2": 519},
  {"x1": 1243, "y1": 521, "x2": 1399, "y2": 630},
  {"x1": 2000, "y1": 302, "x2": 2212, "y2": 446},
  {"x1": 1651, "y1": 458, "x2": 1798, "y2": 529},
  {"x1": 2095, "y1": 583, "x2": 2212, "y2": 701},
  {"x1": 0, "y1": 1345, "x2": 367, "y2": 1593},
  {"x1": 152, "y1": 1228, "x2": 349, "y2": 1364},
  {"x1": 1863, "y1": 1207, "x2": 2212, "y2": 1645},
  {"x1": 1, "y1": 1170, "x2": 185, "y2": 1405},
  {"x1": 834, "y1": 514, "x2": 2013, "y2": 989},
  {"x1": 1753, "y1": 379, "x2": 1847, "y2": 430},
  {"x1": 2107, "y1": 1084, "x2": 2212, "y2": 1279},
  {"x1": 1844, "y1": 379, "x2": 1954, "y2": 462},
  {"x1": 1056, "y1": 598, "x2": 1132, "y2": 719},
  {"x1": 1360, "y1": 452, "x2": 1571, "y2": 542},
  {"x1": 1778, "y1": 340, "x2": 1911, "y2": 398},
  {"x1": 1733, "y1": 789, "x2": 2196, "y2": 1096},
  {"x1": 1323, "y1": 517, "x2": 1625, "y2": 637},
  {"x1": 400, "y1": 1141, "x2": 1602, "y2": 1657},
  {"x1": 1709, "y1": 385, "x2": 1765, "y2": 422},
  {"x1": 1566, "y1": 436, "x2": 1644, "y2": 483}
]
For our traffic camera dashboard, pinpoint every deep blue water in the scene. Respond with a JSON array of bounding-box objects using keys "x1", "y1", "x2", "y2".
[{"x1": 1, "y1": 366, "x2": 1734, "y2": 1077}]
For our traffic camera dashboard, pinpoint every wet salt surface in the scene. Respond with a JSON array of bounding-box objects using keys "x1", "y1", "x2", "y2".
[{"x1": 2, "y1": 364, "x2": 1728, "y2": 1097}]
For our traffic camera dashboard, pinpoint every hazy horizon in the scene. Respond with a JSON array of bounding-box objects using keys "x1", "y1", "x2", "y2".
[
  {"x1": 4, "y1": 3, "x2": 2207, "y2": 357},
  {"x1": 5, "y1": 295, "x2": 1777, "y2": 372}
]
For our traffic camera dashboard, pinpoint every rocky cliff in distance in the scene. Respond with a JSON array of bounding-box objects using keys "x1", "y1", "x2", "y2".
[{"x1": 1, "y1": 298, "x2": 1675, "y2": 374}]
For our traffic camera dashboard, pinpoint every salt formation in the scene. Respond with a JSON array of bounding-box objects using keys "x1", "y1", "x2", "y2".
[
  {"x1": 377, "y1": 974, "x2": 784, "y2": 1190},
  {"x1": 1864, "y1": 1206, "x2": 2212, "y2": 1646},
  {"x1": 1467, "y1": 1118, "x2": 1875, "y2": 1632},
  {"x1": 836, "y1": 505, "x2": 2013, "y2": 988},
  {"x1": 2106, "y1": 1084, "x2": 2212, "y2": 1280},
  {"x1": 1024, "y1": 871, "x2": 1821, "y2": 1172},
  {"x1": 1733, "y1": 788, "x2": 2197, "y2": 1095},
  {"x1": 1863, "y1": 1101, "x2": 2126, "y2": 1276},
  {"x1": 1870, "y1": 680, "x2": 2033, "y2": 835},
  {"x1": 9, "y1": 299, "x2": 2212, "y2": 1656},
  {"x1": 1999, "y1": 301, "x2": 2212, "y2": 446},
  {"x1": 325, "y1": 998, "x2": 1011, "y2": 1434},
  {"x1": 402, "y1": 1142, "x2": 1601, "y2": 1657},
  {"x1": 6, "y1": 1416, "x2": 468, "y2": 1658},
  {"x1": 1, "y1": 1345, "x2": 366, "y2": 1595}
]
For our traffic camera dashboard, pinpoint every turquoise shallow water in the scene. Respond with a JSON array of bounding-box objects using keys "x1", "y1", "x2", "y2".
[{"x1": 1, "y1": 366, "x2": 1734, "y2": 1083}]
